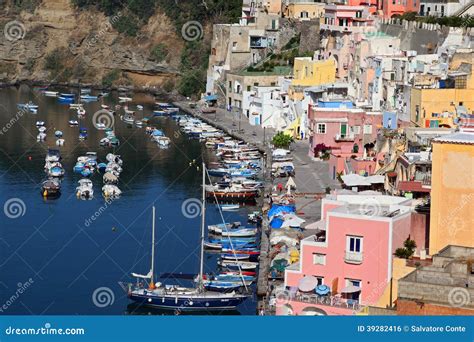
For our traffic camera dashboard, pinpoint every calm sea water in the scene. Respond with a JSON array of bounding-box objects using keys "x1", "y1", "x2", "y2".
[{"x1": 0, "y1": 85, "x2": 257, "y2": 315}]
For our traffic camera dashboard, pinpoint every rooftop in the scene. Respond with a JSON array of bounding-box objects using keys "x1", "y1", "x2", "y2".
[{"x1": 433, "y1": 132, "x2": 474, "y2": 145}]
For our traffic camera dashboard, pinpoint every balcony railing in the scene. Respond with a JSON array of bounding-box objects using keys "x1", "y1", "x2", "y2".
[
  {"x1": 293, "y1": 293, "x2": 361, "y2": 311},
  {"x1": 334, "y1": 134, "x2": 355, "y2": 142},
  {"x1": 345, "y1": 251, "x2": 363, "y2": 264}
]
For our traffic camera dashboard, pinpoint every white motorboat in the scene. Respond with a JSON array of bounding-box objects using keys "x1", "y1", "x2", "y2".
[
  {"x1": 37, "y1": 132, "x2": 46, "y2": 141},
  {"x1": 102, "y1": 184, "x2": 122, "y2": 198},
  {"x1": 56, "y1": 138, "x2": 65, "y2": 146},
  {"x1": 76, "y1": 179, "x2": 94, "y2": 199},
  {"x1": 69, "y1": 120, "x2": 79, "y2": 126}
]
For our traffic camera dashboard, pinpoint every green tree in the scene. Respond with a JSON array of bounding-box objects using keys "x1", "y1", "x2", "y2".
[
  {"x1": 394, "y1": 238, "x2": 417, "y2": 259},
  {"x1": 151, "y1": 43, "x2": 169, "y2": 62},
  {"x1": 272, "y1": 132, "x2": 293, "y2": 148}
]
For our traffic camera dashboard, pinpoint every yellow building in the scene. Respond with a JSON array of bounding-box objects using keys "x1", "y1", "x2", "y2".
[
  {"x1": 429, "y1": 130, "x2": 474, "y2": 254},
  {"x1": 283, "y1": 1, "x2": 325, "y2": 19},
  {"x1": 410, "y1": 63, "x2": 474, "y2": 128},
  {"x1": 289, "y1": 57, "x2": 336, "y2": 100}
]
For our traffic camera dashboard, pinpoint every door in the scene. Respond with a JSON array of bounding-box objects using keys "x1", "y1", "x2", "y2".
[{"x1": 340, "y1": 123, "x2": 347, "y2": 138}]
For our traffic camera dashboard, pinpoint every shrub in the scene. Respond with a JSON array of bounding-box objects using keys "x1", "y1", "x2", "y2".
[
  {"x1": 272, "y1": 132, "x2": 293, "y2": 148},
  {"x1": 102, "y1": 69, "x2": 120, "y2": 87},
  {"x1": 151, "y1": 43, "x2": 169, "y2": 62},
  {"x1": 394, "y1": 238, "x2": 417, "y2": 259}
]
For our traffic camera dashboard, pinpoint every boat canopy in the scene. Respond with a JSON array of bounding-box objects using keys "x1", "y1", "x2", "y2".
[{"x1": 132, "y1": 270, "x2": 152, "y2": 279}]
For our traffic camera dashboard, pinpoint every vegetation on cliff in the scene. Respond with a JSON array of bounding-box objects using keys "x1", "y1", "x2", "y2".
[{"x1": 70, "y1": 0, "x2": 242, "y2": 96}]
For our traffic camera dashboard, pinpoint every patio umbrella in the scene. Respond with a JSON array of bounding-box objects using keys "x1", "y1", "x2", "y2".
[
  {"x1": 315, "y1": 284, "x2": 331, "y2": 296},
  {"x1": 298, "y1": 276, "x2": 319, "y2": 292},
  {"x1": 341, "y1": 285, "x2": 361, "y2": 294}
]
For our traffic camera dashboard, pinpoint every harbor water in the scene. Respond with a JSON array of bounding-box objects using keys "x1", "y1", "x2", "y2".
[{"x1": 0, "y1": 85, "x2": 258, "y2": 315}]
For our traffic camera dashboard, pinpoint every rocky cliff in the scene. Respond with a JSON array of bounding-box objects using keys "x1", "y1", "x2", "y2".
[{"x1": 0, "y1": 0, "x2": 184, "y2": 91}]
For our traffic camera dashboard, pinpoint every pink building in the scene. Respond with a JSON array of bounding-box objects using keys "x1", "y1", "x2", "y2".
[
  {"x1": 308, "y1": 102, "x2": 382, "y2": 159},
  {"x1": 276, "y1": 193, "x2": 413, "y2": 315}
]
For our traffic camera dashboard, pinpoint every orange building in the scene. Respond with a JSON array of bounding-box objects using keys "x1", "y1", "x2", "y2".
[{"x1": 429, "y1": 124, "x2": 474, "y2": 255}]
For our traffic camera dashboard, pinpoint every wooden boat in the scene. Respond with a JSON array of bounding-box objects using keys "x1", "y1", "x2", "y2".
[{"x1": 218, "y1": 260, "x2": 258, "y2": 271}]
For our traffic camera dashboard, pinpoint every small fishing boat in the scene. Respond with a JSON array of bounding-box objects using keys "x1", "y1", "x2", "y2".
[
  {"x1": 218, "y1": 260, "x2": 258, "y2": 271},
  {"x1": 122, "y1": 113, "x2": 135, "y2": 124},
  {"x1": 76, "y1": 179, "x2": 94, "y2": 199},
  {"x1": 36, "y1": 121, "x2": 45, "y2": 127},
  {"x1": 156, "y1": 136, "x2": 170, "y2": 148},
  {"x1": 136, "y1": 105, "x2": 144, "y2": 110},
  {"x1": 37, "y1": 132, "x2": 46, "y2": 141},
  {"x1": 18, "y1": 102, "x2": 39, "y2": 111},
  {"x1": 73, "y1": 162, "x2": 85, "y2": 174},
  {"x1": 55, "y1": 130, "x2": 63, "y2": 138},
  {"x1": 202, "y1": 281, "x2": 244, "y2": 293},
  {"x1": 56, "y1": 138, "x2": 65, "y2": 146},
  {"x1": 134, "y1": 120, "x2": 143, "y2": 127},
  {"x1": 220, "y1": 228, "x2": 258, "y2": 238},
  {"x1": 103, "y1": 172, "x2": 119, "y2": 184},
  {"x1": 81, "y1": 168, "x2": 93, "y2": 177},
  {"x1": 42, "y1": 91, "x2": 58, "y2": 97},
  {"x1": 38, "y1": 126, "x2": 47, "y2": 133},
  {"x1": 79, "y1": 128, "x2": 88, "y2": 140},
  {"x1": 106, "y1": 153, "x2": 123, "y2": 165},
  {"x1": 119, "y1": 97, "x2": 132, "y2": 103},
  {"x1": 220, "y1": 253, "x2": 251, "y2": 261},
  {"x1": 220, "y1": 204, "x2": 240, "y2": 211},
  {"x1": 48, "y1": 165, "x2": 65, "y2": 178},
  {"x1": 156, "y1": 102, "x2": 173, "y2": 109},
  {"x1": 153, "y1": 110, "x2": 166, "y2": 117},
  {"x1": 97, "y1": 163, "x2": 107, "y2": 172},
  {"x1": 96, "y1": 123, "x2": 106, "y2": 130},
  {"x1": 41, "y1": 178, "x2": 61, "y2": 198},
  {"x1": 80, "y1": 88, "x2": 91, "y2": 94},
  {"x1": 45, "y1": 149, "x2": 61, "y2": 163},
  {"x1": 77, "y1": 107, "x2": 86, "y2": 116},
  {"x1": 58, "y1": 97, "x2": 74, "y2": 104},
  {"x1": 70, "y1": 103, "x2": 83, "y2": 109},
  {"x1": 103, "y1": 184, "x2": 122, "y2": 198},
  {"x1": 68, "y1": 120, "x2": 79, "y2": 126},
  {"x1": 80, "y1": 94, "x2": 98, "y2": 101},
  {"x1": 60, "y1": 93, "x2": 75, "y2": 98}
]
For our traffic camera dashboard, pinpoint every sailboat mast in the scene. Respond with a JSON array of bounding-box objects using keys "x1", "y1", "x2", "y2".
[
  {"x1": 150, "y1": 206, "x2": 156, "y2": 289},
  {"x1": 199, "y1": 163, "x2": 206, "y2": 286}
]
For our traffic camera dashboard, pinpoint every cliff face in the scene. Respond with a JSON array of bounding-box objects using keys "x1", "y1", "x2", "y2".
[{"x1": 0, "y1": 0, "x2": 184, "y2": 89}]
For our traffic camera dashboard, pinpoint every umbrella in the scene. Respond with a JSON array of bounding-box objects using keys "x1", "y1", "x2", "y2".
[
  {"x1": 315, "y1": 284, "x2": 331, "y2": 296},
  {"x1": 298, "y1": 276, "x2": 319, "y2": 292},
  {"x1": 341, "y1": 285, "x2": 361, "y2": 294},
  {"x1": 286, "y1": 176, "x2": 296, "y2": 189}
]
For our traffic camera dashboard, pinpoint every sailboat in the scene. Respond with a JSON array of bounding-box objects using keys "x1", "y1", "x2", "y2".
[{"x1": 126, "y1": 163, "x2": 249, "y2": 311}]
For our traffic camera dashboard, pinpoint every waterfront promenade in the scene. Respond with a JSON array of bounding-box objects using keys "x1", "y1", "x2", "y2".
[{"x1": 173, "y1": 102, "x2": 339, "y2": 195}]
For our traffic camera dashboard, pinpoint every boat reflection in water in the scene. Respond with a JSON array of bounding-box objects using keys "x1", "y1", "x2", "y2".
[{"x1": 125, "y1": 303, "x2": 241, "y2": 316}]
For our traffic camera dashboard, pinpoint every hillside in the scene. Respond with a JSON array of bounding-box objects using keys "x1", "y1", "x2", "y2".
[{"x1": 0, "y1": 0, "x2": 241, "y2": 96}]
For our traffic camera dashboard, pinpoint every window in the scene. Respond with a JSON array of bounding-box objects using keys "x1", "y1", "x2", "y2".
[
  {"x1": 352, "y1": 125, "x2": 361, "y2": 134},
  {"x1": 313, "y1": 253, "x2": 326, "y2": 265},
  {"x1": 316, "y1": 277, "x2": 324, "y2": 286},
  {"x1": 247, "y1": 85, "x2": 251, "y2": 91},
  {"x1": 347, "y1": 236, "x2": 363, "y2": 253},
  {"x1": 363, "y1": 124, "x2": 372, "y2": 134},
  {"x1": 317, "y1": 123, "x2": 327, "y2": 134}
]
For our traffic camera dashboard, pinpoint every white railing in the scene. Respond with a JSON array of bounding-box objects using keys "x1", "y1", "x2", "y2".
[{"x1": 345, "y1": 251, "x2": 363, "y2": 264}]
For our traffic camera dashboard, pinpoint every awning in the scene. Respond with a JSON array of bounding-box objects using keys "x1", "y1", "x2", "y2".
[
  {"x1": 205, "y1": 95, "x2": 218, "y2": 101},
  {"x1": 298, "y1": 276, "x2": 319, "y2": 292},
  {"x1": 341, "y1": 285, "x2": 361, "y2": 293}
]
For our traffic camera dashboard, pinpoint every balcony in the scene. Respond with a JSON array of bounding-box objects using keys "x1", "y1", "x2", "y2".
[
  {"x1": 334, "y1": 133, "x2": 355, "y2": 142},
  {"x1": 345, "y1": 251, "x2": 363, "y2": 264},
  {"x1": 292, "y1": 293, "x2": 361, "y2": 311}
]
